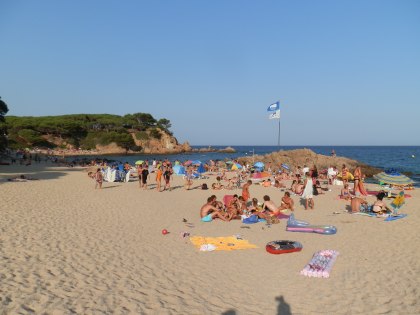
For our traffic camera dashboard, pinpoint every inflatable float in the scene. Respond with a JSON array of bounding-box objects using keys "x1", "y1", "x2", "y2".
[
  {"x1": 266, "y1": 240, "x2": 302, "y2": 254},
  {"x1": 300, "y1": 249, "x2": 339, "y2": 278},
  {"x1": 286, "y1": 214, "x2": 337, "y2": 235}
]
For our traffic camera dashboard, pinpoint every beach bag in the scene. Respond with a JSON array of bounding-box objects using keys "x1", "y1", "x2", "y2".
[{"x1": 243, "y1": 215, "x2": 259, "y2": 224}]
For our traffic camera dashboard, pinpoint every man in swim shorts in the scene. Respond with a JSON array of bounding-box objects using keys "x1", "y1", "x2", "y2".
[
  {"x1": 200, "y1": 197, "x2": 230, "y2": 222},
  {"x1": 350, "y1": 197, "x2": 369, "y2": 213}
]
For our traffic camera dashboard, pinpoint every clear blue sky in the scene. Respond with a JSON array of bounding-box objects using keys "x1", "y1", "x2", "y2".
[{"x1": 1, "y1": 0, "x2": 419, "y2": 146}]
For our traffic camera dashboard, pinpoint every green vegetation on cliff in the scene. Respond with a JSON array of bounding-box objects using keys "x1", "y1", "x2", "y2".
[
  {"x1": 5, "y1": 113, "x2": 172, "y2": 151},
  {"x1": 0, "y1": 97, "x2": 9, "y2": 151}
]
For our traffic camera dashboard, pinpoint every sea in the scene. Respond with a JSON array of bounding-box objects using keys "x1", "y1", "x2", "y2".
[{"x1": 69, "y1": 146, "x2": 420, "y2": 186}]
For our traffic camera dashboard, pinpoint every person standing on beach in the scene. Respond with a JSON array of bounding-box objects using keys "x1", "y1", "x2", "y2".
[
  {"x1": 184, "y1": 168, "x2": 193, "y2": 190},
  {"x1": 242, "y1": 180, "x2": 252, "y2": 202},
  {"x1": 353, "y1": 166, "x2": 368, "y2": 196},
  {"x1": 302, "y1": 172, "x2": 314, "y2": 209},
  {"x1": 341, "y1": 164, "x2": 349, "y2": 186},
  {"x1": 95, "y1": 168, "x2": 103, "y2": 189}
]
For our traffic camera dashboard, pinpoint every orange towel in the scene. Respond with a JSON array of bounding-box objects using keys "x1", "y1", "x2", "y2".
[{"x1": 190, "y1": 236, "x2": 258, "y2": 251}]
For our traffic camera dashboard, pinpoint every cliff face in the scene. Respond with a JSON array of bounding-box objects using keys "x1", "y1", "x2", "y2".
[
  {"x1": 131, "y1": 129, "x2": 191, "y2": 154},
  {"x1": 42, "y1": 129, "x2": 191, "y2": 155}
]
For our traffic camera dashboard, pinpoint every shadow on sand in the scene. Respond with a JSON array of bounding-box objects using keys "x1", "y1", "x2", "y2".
[
  {"x1": 222, "y1": 295, "x2": 292, "y2": 315},
  {"x1": 0, "y1": 163, "x2": 82, "y2": 182}
]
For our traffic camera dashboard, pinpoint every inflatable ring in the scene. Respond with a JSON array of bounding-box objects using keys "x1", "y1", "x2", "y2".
[{"x1": 266, "y1": 240, "x2": 303, "y2": 254}]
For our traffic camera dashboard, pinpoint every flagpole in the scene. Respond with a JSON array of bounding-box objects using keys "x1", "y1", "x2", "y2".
[{"x1": 277, "y1": 117, "x2": 281, "y2": 151}]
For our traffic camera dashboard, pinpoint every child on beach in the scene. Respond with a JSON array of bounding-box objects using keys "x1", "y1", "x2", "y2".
[
  {"x1": 95, "y1": 168, "x2": 103, "y2": 189},
  {"x1": 340, "y1": 183, "x2": 351, "y2": 200},
  {"x1": 184, "y1": 168, "x2": 193, "y2": 190},
  {"x1": 302, "y1": 172, "x2": 314, "y2": 209}
]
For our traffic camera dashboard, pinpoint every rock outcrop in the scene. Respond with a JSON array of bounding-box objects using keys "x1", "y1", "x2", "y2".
[
  {"x1": 238, "y1": 148, "x2": 381, "y2": 177},
  {"x1": 131, "y1": 128, "x2": 191, "y2": 154}
]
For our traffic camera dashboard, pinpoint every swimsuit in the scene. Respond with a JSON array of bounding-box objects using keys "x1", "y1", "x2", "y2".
[{"x1": 201, "y1": 214, "x2": 213, "y2": 222}]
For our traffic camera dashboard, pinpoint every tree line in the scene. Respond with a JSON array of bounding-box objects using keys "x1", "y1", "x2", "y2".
[{"x1": 0, "y1": 103, "x2": 173, "y2": 152}]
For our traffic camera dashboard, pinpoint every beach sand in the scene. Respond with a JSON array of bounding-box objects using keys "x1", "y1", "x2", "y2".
[{"x1": 1, "y1": 164, "x2": 419, "y2": 314}]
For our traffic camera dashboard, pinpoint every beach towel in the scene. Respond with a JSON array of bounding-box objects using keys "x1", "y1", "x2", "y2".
[{"x1": 190, "y1": 236, "x2": 258, "y2": 251}]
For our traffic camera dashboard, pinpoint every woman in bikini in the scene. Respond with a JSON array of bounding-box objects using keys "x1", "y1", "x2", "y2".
[{"x1": 353, "y1": 166, "x2": 368, "y2": 196}]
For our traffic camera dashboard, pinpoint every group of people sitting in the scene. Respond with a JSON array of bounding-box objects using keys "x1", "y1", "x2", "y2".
[
  {"x1": 200, "y1": 192, "x2": 295, "y2": 223},
  {"x1": 350, "y1": 191, "x2": 392, "y2": 215}
]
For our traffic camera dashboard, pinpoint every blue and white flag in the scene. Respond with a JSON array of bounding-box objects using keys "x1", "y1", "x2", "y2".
[
  {"x1": 267, "y1": 101, "x2": 280, "y2": 112},
  {"x1": 269, "y1": 110, "x2": 280, "y2": 120}
]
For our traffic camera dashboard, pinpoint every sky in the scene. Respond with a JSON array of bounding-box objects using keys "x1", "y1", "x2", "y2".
[{"x1": 1, "y1": 0, "x2": 419, "y2": 146}]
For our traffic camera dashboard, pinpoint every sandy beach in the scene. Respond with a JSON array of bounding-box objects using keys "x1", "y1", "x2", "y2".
[{"x1": 1, "y1": 164, "x2": 419, "y2": 315}]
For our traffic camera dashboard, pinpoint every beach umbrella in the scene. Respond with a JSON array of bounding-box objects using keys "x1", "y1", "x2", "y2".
[
  {"x1": 373, "y1": 171, "x2": 414, "y2": 186},
  {"x1": 192, "y1": 160, "x2": 202, "y2": 165},
  {"x1": 184, "y1": 160, "x2": 192, "y2": 166},
  {"x1": 231, "y1": 163, "x2": 242, "y2": 170},
  {"x1": 197, "y1": 163, "x2": 206, "y2": 174},
  {"x1": 173, "y1": 165, "x2": 186, "y2": 175},
  {"x1": 225, "y1": 161, "x2": 234, "y2": 165},
  {"x1": 281, "y1": 163, "x2": 290, "y2": 170},
  {"x1": 135, "y1": 160, "x2": 144, "y2": 165},
  {"x1": 254, "y1": 161, "x2": 264, "y2": 168}
]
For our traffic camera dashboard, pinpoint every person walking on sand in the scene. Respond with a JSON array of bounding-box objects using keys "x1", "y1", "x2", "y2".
[
  {"x1": 137, "y1": 163, "x2": 143, "y2": 188},
  {"x1": 242, "y1": 180, "x2": 252, "y2": 202},
  {"x1": 302, "y1": 172, "x2": 314, "y2": 210},
  {"x1": 155, "y1": 165, "x2": 163, "y2": 192},
  {"x1": 95, "y1": 168, "x2": 103, "y2": 189},
  {"x1": 141, "y1": 163, "x2": 149, "y2": 190},
  {"x1": 163, "y1": 166, "x2": 173, "y2": 191}
]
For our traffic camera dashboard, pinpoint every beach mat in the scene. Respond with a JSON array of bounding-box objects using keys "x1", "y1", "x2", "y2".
[{"x1": 190, "y1": 235, "x2": 258, "y2": 251}]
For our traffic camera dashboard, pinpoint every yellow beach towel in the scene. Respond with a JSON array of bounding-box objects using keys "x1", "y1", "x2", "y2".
[{"x1": 190, "y1": 235, "x2": 258, "y2": 251}]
